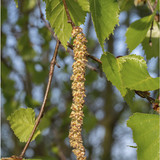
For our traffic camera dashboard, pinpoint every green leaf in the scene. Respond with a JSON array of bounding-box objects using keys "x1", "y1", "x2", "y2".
[
  {"x1": 127, "y1": 113, "x2": 160, "y2": 160},
  {"x1": 118, "y1": 0, "x2": 134, "y2": 11},
  {"x1": 7, "y1": 108, "x2": 40, "y2": 142},
  {"x1": 120, "y1": 54, "x2": 160, "y2": 91},
  {"x1": 77, "y1": 0, "x2": 90, "y2": 12},
  {"x1": 89, "y1": 0, "x2": 119, "y2": 50},
  {"x1": 101, "y1": 52, "x2": 127, "y2": 96},
  {"x1": 142, "y1": 37, "x2": 159, "y2": 60},
  {"x1": 126, "y1": 14, "x2": 154, "y2": 52},
  {"x1": 142, "y1": 21, "x2": 160, "y2": 60},
  {"x1": 124, "y1": 89, "x2": 135, "y2": 108},
  {"x1": 124, "y1": 90, "x2": 151, "y2": 113},
  {"x1": 45, "y1": 0, "x2": 87, "y2": 49},
  {"x1": 101, "y1": 53, "x2": 159, "y2": 97}
]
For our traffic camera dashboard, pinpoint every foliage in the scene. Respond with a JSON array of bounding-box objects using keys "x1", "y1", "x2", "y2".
[
  {"x1": 142, "y1": 21, "x2": 160, "y2": 60},
  {"x1": 89, "y1": 0, "x2": 119, "y2": 50},
  {"x1": 1, "y1": 0, "x2": 159, "y2": 159},
  {"x1": 44, "y1": 0, "x2": 88, "y2": 49},
  {"x1": 101, "y1": 53, "x2": 159, "y2": 96},
  {"x1": 7, "y1": 108, "x2": 40, "y2": 142},
  {"x1": 127, "y1": 113, "x2": 160, "y2": 160},
  {"x1": 126, "y1": 13, "x2": 155, "y2": 52}
]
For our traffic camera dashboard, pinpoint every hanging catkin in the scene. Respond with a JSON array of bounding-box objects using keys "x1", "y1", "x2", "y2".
[{"x1": 69, "y1": 26, "x2": 88, "y2": 160}]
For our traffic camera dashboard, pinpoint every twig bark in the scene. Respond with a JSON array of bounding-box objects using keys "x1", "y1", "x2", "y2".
[
  {"x1": 20, "y1": 40, "x2": 60, "y2": 158},
  {"x1": 149, "y1": 21, "x2": 154, "y2": 46},
  {"x1": 153, "y1": 0, "x2": 158, "y2": 10},
  {"x1": 62, "y1": 0, "x2": 75, "y2": 27},
  {"x1": 135, "y1": 91, "x2": 155, "y2": 104},
  {"x1": 147, "y1": 0, "x2": 154, "y2": 13}
]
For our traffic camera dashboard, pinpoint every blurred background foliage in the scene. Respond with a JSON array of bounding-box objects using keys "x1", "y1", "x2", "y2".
[{"x1": 1, "y1": 0, "x2": 159, "y2": 160}]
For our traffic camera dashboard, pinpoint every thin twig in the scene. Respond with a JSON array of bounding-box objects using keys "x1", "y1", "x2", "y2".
[
  {"x1": 67, "y1": 43, "x2": 102, "y2": 64},
  {"x1": 62, "y1": 0, "x2": 75, "y2": 27},
  {"x1": 153, "y1": 0, "x2": 158, "y2": 10},
  {"x1": 20, "y1": 40, "x2": 60, "y2": 158},
  {"x1": 67, "y1": 48, "x2": 101, "y2": 74},
  {"x1": 37, "y1": 1, "x2": 102, "y2": 66},
  {"x1": 135, "y1": 91, "x2": 155, "y2": 104},
  {"x1": 38, "y1": 0, "x2": 56, "y2": 38},
  {"x1": 147, "y1": 0, "x2": 154, "y2": 13},
  {"x1": 87, "y1": 54, "x2": 102, "y2": 64},
  {"x1": 149, "y1": 21, "x2": 154, "y2": 46}
]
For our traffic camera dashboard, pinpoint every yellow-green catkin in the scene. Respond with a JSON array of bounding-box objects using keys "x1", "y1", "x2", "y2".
[{"x1": 69, "y1": 26, "x2": 88, "y2": 160}]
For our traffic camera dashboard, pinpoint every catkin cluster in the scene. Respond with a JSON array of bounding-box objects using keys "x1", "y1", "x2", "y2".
[{"x1": 69, "y1": 26, "x2": 88, "y2": 160}]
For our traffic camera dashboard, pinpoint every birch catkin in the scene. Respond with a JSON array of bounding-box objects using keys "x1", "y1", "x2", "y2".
[{"x1": 69, "y1": 26, "x2": 88, "y2": 160}]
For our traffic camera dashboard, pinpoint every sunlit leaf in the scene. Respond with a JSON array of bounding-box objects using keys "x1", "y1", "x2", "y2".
[
  {"x1": 77, "y1": 0, "x2": 90, "y2": 12},
  {"x1": 44, "y1": 0, "x2": 87, "y2": 49},
  {"x1": 101, "y1": 53, "x2": 159, "y2": 97},
  {"x1": 89, "y1": 0, "x2": 119, "y2": 50},
  {"x1": 127, "y1": 113, "x2": 160, "y2": 160},
  {"x1": 126, "y1": 14, "x2": 155, "y2": 52},
  {"x1": 120, "y1": 55, "x2": 159, "y2": 91},
  {"x1": 7, "y1": 108, "x2": 40, "y2": 142}
]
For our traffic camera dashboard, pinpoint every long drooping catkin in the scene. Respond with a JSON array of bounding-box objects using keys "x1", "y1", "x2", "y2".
[{"x1": 69, "y1": 26, "x2": 88, "y2": 160}]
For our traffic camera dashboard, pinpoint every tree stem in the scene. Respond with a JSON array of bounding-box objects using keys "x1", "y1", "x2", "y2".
[{"x1": 20, "y1": 40, "x2": 60, "y2": 158}]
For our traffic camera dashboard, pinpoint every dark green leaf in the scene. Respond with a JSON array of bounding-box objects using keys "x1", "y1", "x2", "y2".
[
  {"x1": 118, "y1": 0, "x2": 134, "y2": 11},
  {"x1": 45, "y1": 0, "x2": 87, "y2": 49},
  {"x1": 89, "y1": 0, "x2": 119, "y2": 50},
  {"x1": 142, "y1": 21, "x2": 159, "y2": 60},
  {"x1": 77, "y1": 0, "x2": 90, "y2": 12}
]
